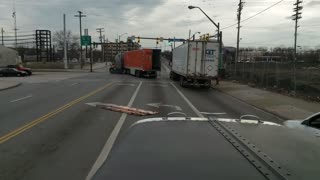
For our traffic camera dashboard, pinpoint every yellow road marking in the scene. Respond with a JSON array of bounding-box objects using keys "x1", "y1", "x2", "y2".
[{"x1": 0, "y1": 83, "x2": 113, "y2": 144}]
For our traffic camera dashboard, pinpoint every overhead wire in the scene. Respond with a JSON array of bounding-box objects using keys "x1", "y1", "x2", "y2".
[{"x1": 221, "y1": 0, "x2": 285, "y2": 30}]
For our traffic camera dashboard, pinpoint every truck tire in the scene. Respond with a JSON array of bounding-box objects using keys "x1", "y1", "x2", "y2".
[
  {"x1": 170, "y1": 71, "x2": 179, "y2": 81},
  {"x1": 135, "y1": 70, "x2": 141, "y2": 77},
  {"x1": 202, "y1": 80, "x2": 211, "y2": 89},
  {"x1": 153, "y1": 73, "x2": 157, "y2": 79},
  {"x1": 180, "y1": 76, "x2": 186, "y2": 88},
  {"x1": 169, "y1": 72, "x2": 174, "y2": 80}
]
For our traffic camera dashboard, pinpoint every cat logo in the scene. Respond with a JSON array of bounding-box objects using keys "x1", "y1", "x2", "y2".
[
  {"x1": 205, "y1": 49, "x2": 215, "y2": 61},
  {"x1": 206, "y1": 49, "x2": 215, "y2": 55}
]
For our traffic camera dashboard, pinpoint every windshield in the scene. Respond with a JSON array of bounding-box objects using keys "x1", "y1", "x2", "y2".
[{"x1": 0, "y1": 0, "x2": 319, "y2": 180}]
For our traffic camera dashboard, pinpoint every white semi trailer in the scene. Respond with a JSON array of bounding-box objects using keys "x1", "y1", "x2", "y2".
[
  {"x1": 0, "y1": 45, "x2": 21, "y2": 67},
  {"x1": 170, "y1": 41, "x2": 219, "y2": 88}
]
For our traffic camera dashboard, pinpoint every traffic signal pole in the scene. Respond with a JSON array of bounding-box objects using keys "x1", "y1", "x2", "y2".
[{"x1": 90, "y1": 43, "x2": 93, "y2": 72}]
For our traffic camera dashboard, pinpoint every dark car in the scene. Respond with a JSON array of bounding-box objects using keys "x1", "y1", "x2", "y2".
[
  {"x1": 0, "y1": 68, "x2": 28, "y2": 77},
  {"x1": 7, "y1": 64, "x2": 32, "y2": 75}
]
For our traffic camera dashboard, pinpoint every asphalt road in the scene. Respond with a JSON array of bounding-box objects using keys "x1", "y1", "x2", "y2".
[{"x1": 0, "y1": 65, "x2": 283, "y2": 180}]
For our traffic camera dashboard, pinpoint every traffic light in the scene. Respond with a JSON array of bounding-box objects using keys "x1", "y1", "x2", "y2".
[
  {"x1": 156, "y1": 38, "x2": 159, "y2": 45},
  {"x1": 206, "y1": 33, "x2": 210, "y2": 41},
  {"x1": 137, "y1": 37, "x2": 140, "y2": 43}
]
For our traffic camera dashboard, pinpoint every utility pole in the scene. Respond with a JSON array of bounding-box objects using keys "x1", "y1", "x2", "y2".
[
  {"x1": 292, "y1": 0, "x2": 303, "y2": 93},
  {"x1": 12, "y1": 3, "x2": 18, "y2": 49},
  {"x1": 236, "y1": 0, "x2": 244, "y2": 64},
  {"x1": 63, "y1": 14, "x2": 68, "y2": 69},
  {"x1": 84, "y1": 29, "x2": 88, "y2": 64},
  {"x1": 96, "y1": 28, "x2": 105, "y2": 62},
  {"x1": 75, "y1": 11, "x2": 86, "y2": 69},
  {"x1": 1, "y1": 28, "x2": 4, "y2": 46}
]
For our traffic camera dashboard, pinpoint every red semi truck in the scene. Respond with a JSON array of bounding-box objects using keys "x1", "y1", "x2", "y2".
[{"x1": 110, "y1": 49, "x2": 161, "y2": 78}]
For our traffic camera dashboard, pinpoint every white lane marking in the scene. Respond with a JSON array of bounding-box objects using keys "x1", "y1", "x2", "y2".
[
  {"x1": 170, "y1": 82, "x2": 204, "y2": 118},
  {"x1": 10, "y1": 95, "x2": 33, "y2": 103},
  {"x1": 86, "y1": 81, "x2": 142, "y2": 180},
  {"x1": 148, "y1": 84, "x2": 168, "y2": 87},
  {"x1": 70, "y1": 82, "x2": 79, "y2": 86}
]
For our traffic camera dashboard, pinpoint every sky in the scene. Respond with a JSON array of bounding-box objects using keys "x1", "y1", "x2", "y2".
[{"x1": 1, "y1": 0, "x2": 320, "y2": 50}]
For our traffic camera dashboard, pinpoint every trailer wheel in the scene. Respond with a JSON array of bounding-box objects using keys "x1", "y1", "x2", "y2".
[
  {"x1": 152, "y1": 73, "x2": 157, "y2": 79},
  {"x1": 201, "y1": 80, "x2": 211, "y2": 89},
  {"x1": 180, "y1": 76, "x2": 186, "y2": 87},
  {"x1": 135, "y1": 70, "x2": 141, "y2": 77},
  {"x1": 169, "y1": 72, "x2": 174, "y2": 80},
  {"x1": 170, "y1": 71, "x2": 179, "y2": 81}
]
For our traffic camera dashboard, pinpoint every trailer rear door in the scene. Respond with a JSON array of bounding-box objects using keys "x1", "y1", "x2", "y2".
[{"x1": 202, "y1": 42, "x2": 219, "y2": 78}]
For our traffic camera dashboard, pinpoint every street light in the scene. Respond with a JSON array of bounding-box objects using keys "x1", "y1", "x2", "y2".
[
  {"x1": 118, "y1": 33, "x2": 127, "y2": 53},
  {"x1": 188, "y1": 6, "x2": 219, "y2": 28},
  {"x1": 119, "y1": 33, "x2": 127, "y2": 42},
  {"x1": 191, "y1": 31, "x2": 201, "y2": 41},
  {"x1": 188, "y1": 5, "x2": 223, "y2": 76}
]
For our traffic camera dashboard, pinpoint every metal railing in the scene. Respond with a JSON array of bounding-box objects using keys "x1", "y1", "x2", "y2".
[{"x1": 225, "y1": 61, "x2": 320, "y2": 101}]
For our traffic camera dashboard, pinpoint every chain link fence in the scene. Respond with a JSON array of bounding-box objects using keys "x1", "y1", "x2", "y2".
[{"x1": 225, "y1": 61, "x2": 320, "y2": 101}]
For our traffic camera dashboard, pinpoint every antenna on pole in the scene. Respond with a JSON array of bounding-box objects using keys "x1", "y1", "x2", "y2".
[{"x1": 12, "y1": 0, "x2": 18, "y2": 49}]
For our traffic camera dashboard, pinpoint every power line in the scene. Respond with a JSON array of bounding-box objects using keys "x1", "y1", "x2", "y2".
[
  {"x1": 222, "y1": 0, "x2": 285, "y2": 30},
  {"x1": 6, "y1": 41, "x2": 36, "y2": 45},
  {"x1": 2, "y1": 34, "x2": 34, "y2": 38},
  {"x1": 2, "y1": 38, "x2": 35, "y2": 41}
]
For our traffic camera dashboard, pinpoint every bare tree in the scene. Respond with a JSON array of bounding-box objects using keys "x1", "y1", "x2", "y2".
[
  {"x1": 52, "y1": 30, "x2": 80, "y2": 60},
  {"x1": 52, "y1": 30, "x2": 79, "y2": 50}
]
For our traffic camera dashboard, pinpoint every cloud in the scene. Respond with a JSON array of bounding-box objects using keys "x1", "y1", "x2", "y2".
[
  {"x1": 175, "y1": 17, "x2": 208, "y2": 27},
  {"x1": 0, "y1": 0, "x2": 319, "y2": 49},
  {"x1": 306, "y1": 1, "x2": 320, "y2": 7}
]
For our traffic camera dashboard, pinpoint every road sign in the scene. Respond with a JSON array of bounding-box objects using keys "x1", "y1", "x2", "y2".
[{"x1": 81, "y1": 35, "x2": 91, "y2": 46}]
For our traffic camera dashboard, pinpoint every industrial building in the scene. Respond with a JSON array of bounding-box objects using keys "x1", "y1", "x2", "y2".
[{"x1": 103, "y1": 41, "x2": 140, "y2": 62}]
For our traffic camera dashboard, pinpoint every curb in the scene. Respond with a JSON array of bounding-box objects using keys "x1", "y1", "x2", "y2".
[
  {"x1": 0, "y1": 82, "x2": 22, "y2": 91},
  {"x1": 211, "y1": 85, "x2": 288, "y2": 121},
  {"x1": 33, "y1": 67, "x2": 106, "y2": 73},
  {"x1": 33, "y1": 69, "x2": 90, "y2": 73}
]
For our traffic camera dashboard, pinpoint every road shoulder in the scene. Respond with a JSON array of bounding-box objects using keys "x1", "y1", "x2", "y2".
[{"x1": 214, "y1": 81, "x2": 320, "y2": 120}]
